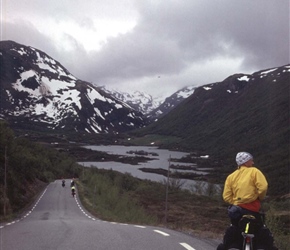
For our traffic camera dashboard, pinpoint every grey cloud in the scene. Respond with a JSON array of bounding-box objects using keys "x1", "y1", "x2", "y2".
[
  {"x1": 2, "y1": 0, "x2": 289, "y2": 97},
  {"x1": 135, "y1": 0, "x2": 289, "y2": 68},
  {"x1": 79, "y1": 18, "x2": 96, "y2": 30},
  {"x1": 7, "y1": 0, "x2": 136, "y2": 23},
  {"x1": 1, "y1": 21, "x2": 59, "y2": 58},
  {"x1": 1, "y1": 20, "x2": 88, "y2": 79},
  {"x1": 85, "y1": 0, "x2": 289, "y2": 85},
  {"x1": 85, "y1": 32, "x2": 186, "y2": 80}
]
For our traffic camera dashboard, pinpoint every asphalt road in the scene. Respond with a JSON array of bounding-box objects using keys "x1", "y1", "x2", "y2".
[{"x1": 0, "y1": 180, "x2": 220, "y2": 250}]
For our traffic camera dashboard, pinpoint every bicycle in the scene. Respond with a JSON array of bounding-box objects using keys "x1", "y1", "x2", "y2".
[
  {"x1": 240, "y1": 217, "x2": 256, "y2": 250},
  {"x1": 235, "y1": 214, "x2": 262, "y2": 250},
  {"x1": 71, "y1": 187, "x2": 76, "y2": 197}
]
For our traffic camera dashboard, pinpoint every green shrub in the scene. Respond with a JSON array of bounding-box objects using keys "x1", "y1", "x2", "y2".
[
  {"x1": 263, "y1": 203, "x2": 290, "y2": 250},
  {"x1": 0, "y1": 122, "x2": 82, "y2": 218},
  {"x1": 78, "y1": 168, "x2": 157, "y2": 224}
]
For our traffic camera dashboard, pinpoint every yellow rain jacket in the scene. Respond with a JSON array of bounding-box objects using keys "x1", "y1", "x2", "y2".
[{"x1": 223, "y1": 166, "x2": 268, "y2": 211}]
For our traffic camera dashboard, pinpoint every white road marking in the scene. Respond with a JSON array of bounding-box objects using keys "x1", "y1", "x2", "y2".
[
  {"x1": 0, "y1": 187, "x2": 48, "y2": 228},
  {"x1": 134, "y1": 225, "x2": 146, "y2": 228},
  {"x1": 154, "y1": 230, "x2": 170, "y2": 236},
  {"x1": 180, "y1": 243, "x2": 196, "y2": 250}
]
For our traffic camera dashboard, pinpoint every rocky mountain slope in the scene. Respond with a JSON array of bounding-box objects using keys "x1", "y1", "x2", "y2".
[
  {"x1": 100, "y1": 87, "x2": 164, "y2": 115},
  {"x1": 148, "y1": 86, "x2": 196, "y2": 120},
  {"x1": 132, "y1": 64, "x2": 290, "y2": 195},
  {"x1": 101, "y1": 86, "x2": 196, "y2": 121},
  {"x1": 0, "y1": 41, "x2": 149, "y2": 133}
]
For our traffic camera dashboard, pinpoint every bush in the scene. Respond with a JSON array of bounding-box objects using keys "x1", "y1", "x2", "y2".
[
  {"x1": 0, "y1": 122, "x2": 82, "y2": 218},
  {"x1": 78, "y1": 168, "x2": 157, "y2": 224}
]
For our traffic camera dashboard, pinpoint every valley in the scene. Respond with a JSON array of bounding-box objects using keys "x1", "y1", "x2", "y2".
[{"x1": 25, "y1": 130, "x2": 225, "y2": 186}]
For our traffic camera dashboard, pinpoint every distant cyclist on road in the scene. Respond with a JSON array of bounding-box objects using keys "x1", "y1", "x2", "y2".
[
  {"x1": 71, "y1": 185, "x2": 76, "y2": 197},
  {"x1": 70, "y1": 178, "x2": 75, "y2": 187}
]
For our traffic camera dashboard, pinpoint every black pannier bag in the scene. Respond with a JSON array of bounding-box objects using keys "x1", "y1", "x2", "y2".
[{"x1": 238, "y1": 214, "x2": 262, "y2": 234}]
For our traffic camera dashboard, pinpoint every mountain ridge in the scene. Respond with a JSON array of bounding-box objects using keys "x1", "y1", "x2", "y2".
[
  {"x1": 0, "y1": 40, "x2": 149, "y2": 133},
  {"x1": 99, "y1": 87, "x2": 164, "y2": 115},
  {"x1": 101, "y1": 85, "x2": 197, "y2": 120},
  {"x1": 1, "y1": 40, "x2": 289, "y2": 195},
  {"x1": 129, "y1": 64, "x2": 290, "y2": 195}
]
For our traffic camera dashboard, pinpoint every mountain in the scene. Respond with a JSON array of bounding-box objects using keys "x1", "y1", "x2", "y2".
[
  {"x1": 0, "y1": 41, "x2": 149, "y2": 133},
  {"x1": 101, "y1": 86, "x2": 196, "y2": 121},
  {"x1": 131, "y1": 65, "x2": 290, "y2": 195},
  {"x1": 135, "y1": 65, "x2": 290, "y2": 152},
  {"x1": 99, "y1": 87, "x2": 164, "y2": 115},
  {"x1": 148, "y1": 86, "x2": 196, "y2": 120}
]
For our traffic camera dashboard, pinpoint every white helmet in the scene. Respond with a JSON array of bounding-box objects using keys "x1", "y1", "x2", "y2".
[{"x1": 236, "y1": 152, "x2": 253, "y2": 166}]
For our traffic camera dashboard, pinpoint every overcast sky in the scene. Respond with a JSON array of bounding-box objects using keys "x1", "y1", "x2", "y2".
[{"x1": 1, "y1": 0, "x2": 289, "y2": 98}]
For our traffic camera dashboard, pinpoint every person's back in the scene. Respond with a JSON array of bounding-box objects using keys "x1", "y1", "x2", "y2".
[
  {"x1": 223, "y1": 158, "x2": 268, "y2": 213},
  {"x1": 217, "y1": 152, "x2": 277, "y2": 250}
]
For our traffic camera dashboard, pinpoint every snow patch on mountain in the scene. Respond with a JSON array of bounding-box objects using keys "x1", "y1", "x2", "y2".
[
  {"x1": 99, "y1": 87, "x2": 165, "y2": 115},
  {"x1": 1, "y1": 40, "x2": 148, "y2": 133},
  {"x1": 176, "y1": 86, "x2": 196, "y2": 98},
  {"x1": 147, "y1": 86, "x2": 196, "y2": 120}
]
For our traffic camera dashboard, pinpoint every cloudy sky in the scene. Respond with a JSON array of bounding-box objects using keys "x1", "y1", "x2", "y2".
[{"x1": 1, "y1": 0, "x2": 289, "y2": 98}]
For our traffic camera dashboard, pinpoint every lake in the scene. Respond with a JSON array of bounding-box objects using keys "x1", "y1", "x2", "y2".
[{"x1": 78, "y1": 145, "x2": 220, "y2": 194}]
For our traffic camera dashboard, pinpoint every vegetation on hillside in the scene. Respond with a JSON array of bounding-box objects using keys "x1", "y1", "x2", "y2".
[
  {"x1": 128, "y1": 71, "x2": 290, "y2": 196},
  {"x1": 0, "y1": 122, "x2": 289, "y2": 249},
  {"x1": 0, "y1": 121, "x2": 82, "y2": 218},
  {"x1": 77, "y1": 168, "x2": 289, "y2": 250}
]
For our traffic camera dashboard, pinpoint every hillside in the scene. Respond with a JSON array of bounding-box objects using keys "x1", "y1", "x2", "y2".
[
  {"x1": 0, "y1": 40, "x2": 289, "y2": 196},
  {"x1": 0, "y1": 40, "x2": 149, "y2": 133},
  {"x1": 0, "y1": 122, "x2": 82, "y2": 217},
  {"x1": 148, "y1": 86, "x2": 196, "y2": 120},
  {"x1": 130, "y1": 65, "x2": 290, "y2": 195}
]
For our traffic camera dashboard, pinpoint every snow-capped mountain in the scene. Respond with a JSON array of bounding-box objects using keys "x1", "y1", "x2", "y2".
[
  {"x1": 100, "y1": 87, "x2": 164, "y2": 115},
  {"x1": 100, "y1": 86, "x2": 196, "y2": 121},
  {"x1": 0, "y1": 41, "x2": 149, "y2": 133},
  {"x1": 148, "y1": 86, "x2": 196, "y2": 120},
  {"x1": 138, "y1": 63, "x2": 290, "y2": 152}
]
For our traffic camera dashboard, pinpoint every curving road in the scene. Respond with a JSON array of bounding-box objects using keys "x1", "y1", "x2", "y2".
[{"x1": 0, "y1": 180, "x2": 220, "y2": 250}]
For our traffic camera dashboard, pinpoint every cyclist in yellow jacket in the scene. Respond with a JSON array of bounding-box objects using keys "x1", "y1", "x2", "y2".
[
  {"x1": 217, "y1": 152, "x2": 276, "y2": 250},
  {"x1": 71, "y1": 185, "x2": 76, "y2": 197},
  {"x1": 223, "y1": 152, "x2": 268, "y2": 213}
]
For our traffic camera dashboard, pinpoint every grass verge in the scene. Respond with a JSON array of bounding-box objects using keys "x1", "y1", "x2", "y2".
[{"x1": 76, "y1": 168, "x2": 290, "y2": 249}]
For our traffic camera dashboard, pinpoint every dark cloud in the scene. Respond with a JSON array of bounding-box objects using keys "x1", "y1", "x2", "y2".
[
  {"x1": 2, "y1": 21, "x2": 58, "y2": 58},
  {"x1": 1, "y1": 0, "x2": 289, "y2": 97},
  {"x1": 134, "y1": 0, "x2": 289, "y2": 68},
  {"x1": 83, "y1": 1, "x2": 289, "y2": 91}
]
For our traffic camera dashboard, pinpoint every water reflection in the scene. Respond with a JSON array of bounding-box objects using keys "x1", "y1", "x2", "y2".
[
  {"x1": 80, "y1": 161, "x2": 167, "y2": 182},
  {"x1": 79, "y1": 145, "x2": 220, "y2": 193}
]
